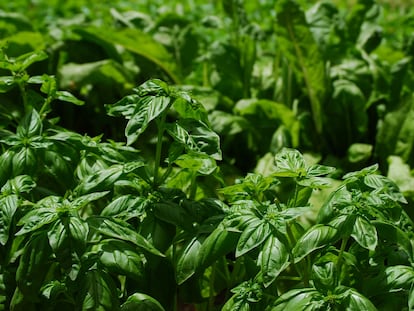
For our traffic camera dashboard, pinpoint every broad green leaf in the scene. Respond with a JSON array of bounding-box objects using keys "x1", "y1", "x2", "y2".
[
  {"x1": 71, "y1": 191, "x2": 110, "y2": 210},
  {"x1": 275, "y1": 0, "x2": 326, "y2": 134},
  {"x1": 274, "y1": 148, "x2": 306, "y2": 177},
  {"x1": 166, "y1": 118, "x2": 222, "y2": 160},
  {"x1": 293, "y1": 224, "x2": 339, "y2": 262},
  {"x1": 221, "y1": 296, "x2": 250, "y2": 311},
  {"x1": 312, "y1": 260, "x2": 336, "y2": 293},
  {"x1": 16, "y1": 208, "x2": 58, "y2": 236},
  {"x1": 344, "y1": 288, "x2": 377, "y2": 311},
  {"x1": 0, "y1": 195, "x2": 19, "y2": 245},
  {"x1": 69, "y1": 216, "x2": 89, "y2": 246},
  {"x1": 17, "y1": 109, "x2": 42, "y2": 138},
  {"x1": 75, "y1": 165, "x2": 124, "y2": 195},
  {"x1": 121, "y1": 293, "x2": 165, "y2": 311},
  {"x1": 98, "y1": 239, "x2": 145, "y2": 281},
  {"x1": 0, "y1": 32, "x2": 45, "y2": 57},
  {"x1": 236, "y1": 219, "x2": 271, "y2": 257},
  {"x1": 101, "y1": 195, "x2": 147, "y2": 219},
  {"x1": 0, "y1": 149, "x2": 14, "y2": 186},
  {"x1": 74, "y1": 27, "x2": 179, "y2": 83},
  {"x1": 125, "y1": 95, "x2": 171, "y2": 145},
  {"x1": 16, "y1": 233, "x2": 52, "y2": 298},
  {"x1": 47, "y1": 220, "x2": 66, "y2": 252},
  {"x1": 260, "y1": 235, "x2": 290, "y2": 287},
  {"x1": 1, "y1": 175, "x2": 35, "y2": 194},
  {"x1": 387, "y1": 156, "x2": 414, "y2": 195},
  {"x1": 384, "y1": 265, "x2": 414, "y2": 292},
  {"x1": 175, "y1": 237, "x2": 202, "y2": 284},
  {"x1": 306, "y1": 164, "x2": 336, "y2": 177},
  {"x1": 87, "y1": 216, "x2": 164, "y2": 257},
  {"x1": 172, "y1": 95, "x2": 209, "y2": 124},
  {"x1": 196, "y1": 224, "x2": 239, "y2": 272},
  {"x1": 12, "y1": 147, "x2": 37, "y2": 176},
  {"x1": 269, "y1": 288, "x2": 325, "y2": 311},
  {"x1": 81, "y1": 269, "x2": 120, "y2": 311},
  {"x1": 351, "y1": 216, "x2": 377, "y2": 251}
]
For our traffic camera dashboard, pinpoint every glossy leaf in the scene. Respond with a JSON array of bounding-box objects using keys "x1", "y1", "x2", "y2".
[
  {"x1": 260, "y1": 235, "x2": 290, "y2": 287},
  {"x1": 16, "y1": 208, "x2": 58, "y2": 236},
  {"x1": 87, "y1": 216, "x2": 164, "y2": 257},
  {"x1": 81, "y1": 269, "x2": 120, "y2": 311},
  {"x1": 351, "y1": 216, "x2": 378, "y2": 251},
  {"x1": 292, "y1": 224, "x2": 339, "y2": 262},
  {"x1": 98, "y1": 239, "x2": 145, "y2": 281},
  {"x1": 269, "y1": 288, "x2": 325, "y2": 311},
  {"x1": 175, "y1": 237, "x2": 202, "y2": 284},
  {"x1": 166, "y1": 118, "x2": 222, "y2": 160},
  {"x1": 236, "y1": 219, "x2": 270, "y2": 257},
  {"x1": 16, "y1": 109, "x2": 42, "y2": 138},
  {"x1": 74, "y1": 165, "x2": 124, "y2": 195},
  {"x1": 344, "y1": 288, "x2": 377, "y2": 311},
  {"x1": 273, "y1": 148, "x2": 306, "y2": 177},
  {"x1": 0, "y1": 194, "x2": 19, "y2": 245}
]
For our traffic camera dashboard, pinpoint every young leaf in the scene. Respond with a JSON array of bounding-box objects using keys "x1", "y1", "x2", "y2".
[
  {"x1": 342, "y1": 288, "x2": 377, "y2": 311},
  {"x1": 16, "y1": 109, "x2": 42, "y2": 138},
  {"x1": 74, "y1": 165, "x2": 124, "y2": 195},
  {"x1": 351, "y1": 216, "x2": 378, "y2": 251},
  {"x1": 273, "y1": 148, "x2": 306, "y2": 177}
]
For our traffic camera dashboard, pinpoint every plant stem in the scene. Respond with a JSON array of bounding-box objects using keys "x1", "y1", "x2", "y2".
[{"x1": 336, "y1": 237, "x2": 349, "y2": 286}]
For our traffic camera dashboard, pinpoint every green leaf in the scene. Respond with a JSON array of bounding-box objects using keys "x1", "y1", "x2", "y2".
[
  {"x1": 47, "y1": 220, "x2": 66, "y2": 252},
  {"x1": 1, "y1": 175, "x2": 36, "y2": 194},
  {"x1": 74, "y1": 27, "x2": 179, "y2": 83},
  {"x1": 75, "y1": 165, "x2": 124, "y2": 195},
  {"x1": 269, "y1": 288, "x2": 325, "y2": 311},
  {"x1": 343, "y1": 288, "x2": 377, "y2": 311},
  {"x1": 101, "y1": 195, "x2": 147, "y2": 220},
  {"x1": 275, "y1": 0, "x2": 326, "y2": 134},
  {"x1": 236, "y1": 219, "x2": 270, "y2": 257},
  {"x1": 274, "y1": 148, "x2": 306, "y2": 177},
  {"x1": 55, "y1": 90, "x2": 85, "y2": 106},
  {"x1": 175, "y1": 237, "x2": 202, "y2": 284},
  {"x1": 166, "y1": 119, "x2": 222, "y2": 160},
  {"x1": 121, "y1": 293, "x2": 165, "y2": 311},
  {"x1": 12, "y1": 147, "x2": 37, "y2": 176},
  {"x1": 351, "y1": 216, "x2": 378, "y2": 251},
  {"x1": 292, "y1": 224, "x2": 339, "y2": 262},
  {"x1": 16, "y1": 208, "x2": 58, "y2": 236},
  {"x1": 81, "y1": 269, "x2": 120, "y2": 311},
  {"x1": 0, "y1": 195, "x2": 19, "y2": 245},
  {"x1": 17, "y1": 109, "x2": 42, "y2": 138},
  {"x1": 260, "y1": 235, "x2": 290, "y2": 287},
  {"x1": 87, "y1": 216, "x2": 164, "y2": 257},
  {"x1": 125, "y1": 96, "x2": 171, "y2": 145},
  {"x1": 69, "y1": 216, "x2": 89, "y2": 246},
  {"x1": 196, "y1": 224, "x2": 239, "y2": 272},
  {"x1": 384, "y1": 265, "x2": 414, "y2": 292},
  {"x1": 16, "y1": 233, "x2": 52, "y2": 298},
  {"x1": 16, "y1": 50, "x2": 48, "y2": 71},
  {"x1": 172, "y1": 95, "x2": 209, "y2": 124},
  {"x1": 0, "y1": 76, "x2": 15, "y2": 93},
  {"x1": 312, "y1": 260, "x2": 336, "y2": 293},
  {"x1": 173, "y1": 153, "x2": 217, "y2": 175},
  {"x1": 98, "y1": 239, "x2": 145, "y2": 281},
  {"x1": 71, "y1": 191, "x2": 110, "y2": 210}
]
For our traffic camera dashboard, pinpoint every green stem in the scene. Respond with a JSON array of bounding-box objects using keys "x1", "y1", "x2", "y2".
[{"x1": 336, "y1": 237, "x2": 349, "y2": 286}]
